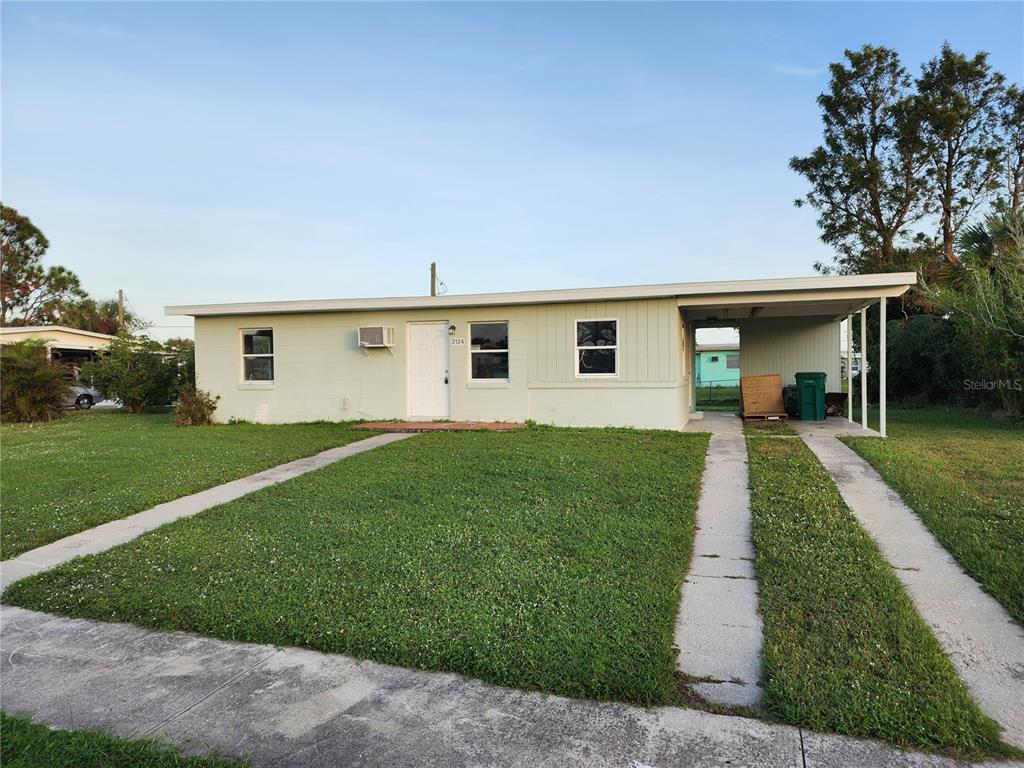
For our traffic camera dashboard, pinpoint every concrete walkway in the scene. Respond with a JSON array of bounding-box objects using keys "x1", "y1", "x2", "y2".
[
  {"x1": 797, "y1": 427, "x2": 1024, "y2": 751},
  {"x1": 0, "y1": 432, "x2": 414, "y2": 590},
  {"x1": 676, "y1": 412, "x2": 763, "y2": 708},
  {"x1": 0, "y1": 605, "x2": 995, "y2": 768}
]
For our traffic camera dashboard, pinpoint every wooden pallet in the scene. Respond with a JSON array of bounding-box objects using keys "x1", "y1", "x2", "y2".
[{"x1": 742, "y1": 412, "x2": 789, "y2": 421}]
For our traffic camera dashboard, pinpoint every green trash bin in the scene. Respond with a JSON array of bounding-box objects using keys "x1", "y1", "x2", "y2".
[
  {"x1": 783, "y1": 385, "x2": 800, "y2": 417},
  {"x1": 794, "y1": 372, "x2": 827, "y2": 421}
]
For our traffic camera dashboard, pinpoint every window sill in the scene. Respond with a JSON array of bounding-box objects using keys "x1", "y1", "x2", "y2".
[
  {"x1": 238, "y1": 382, "x2": 275, "y2": 390},
  {"x1": 466, "y1": 380, "x2": 511, "y2": 389}
]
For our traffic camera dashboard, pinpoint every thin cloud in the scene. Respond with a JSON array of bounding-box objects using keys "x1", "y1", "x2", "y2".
[{"x1": 774, "y1": 64, "x2": 825, "y2": 77}]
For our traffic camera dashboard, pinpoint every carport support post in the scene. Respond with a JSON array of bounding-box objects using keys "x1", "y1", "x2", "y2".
[
  {"x1": 846, "y1": 315, "x2": 853, "y2": 423},
  {"x1": 860, "y1": 309, "x2": 868, "y2": 431},
  {"x1": 879, "y1": 298, "x2": 887, "y2": 438}
]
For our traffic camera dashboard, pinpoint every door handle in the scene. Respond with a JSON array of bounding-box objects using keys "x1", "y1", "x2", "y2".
[{"x1": 444, "y1": 376, "x2": 449, "y2": 384}]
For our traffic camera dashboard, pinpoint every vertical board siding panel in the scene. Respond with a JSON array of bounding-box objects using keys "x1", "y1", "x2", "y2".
[
  {"x1": 636, "y1": 300, "x2": 648, "y2": 383},
  {"x1": 547, "y1": 305, "x2": 557, "y2": 382},
  {"x1": 647, "y1": 303, "x2": 655, "y2": 382},
  {"x1": 564, "y1": 303, "x2": 574, "y2": 381}
]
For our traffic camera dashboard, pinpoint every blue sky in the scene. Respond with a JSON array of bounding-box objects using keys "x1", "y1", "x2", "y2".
[{"x1": 3, "y1": 2, "x2": 1021, "y2": 340}]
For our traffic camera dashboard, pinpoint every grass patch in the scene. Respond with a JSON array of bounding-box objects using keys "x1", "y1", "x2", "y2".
[
  {"x1": 747, "y1": 436, "x2": 1008, "y2": 757},
  {"x1": 0, "y1": 713, "x2": 244, "y2": 767},
  {"x1": 3, "y1": 427, "x2": 709, "y2": 705},
  {"x1": 0, "y1": 412, "x2": 377, "y2": 559},
  {"x1": 843, "y1": 408, "x2": 1023, "y2": 626},
  {"x1": 742, "y1": 419, "x2": 797, "y2": 436}
]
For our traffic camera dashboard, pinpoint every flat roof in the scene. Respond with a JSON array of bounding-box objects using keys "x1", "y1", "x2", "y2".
[
  {"x1": 166, "y1": 272, "x2": 917, "y2": 318},
  {"x1": 696, "y1": 344, "x2": 740, "y2": 352},
  {"x1": 0, "y1": 325, "x2": 117, "y2": 341}
]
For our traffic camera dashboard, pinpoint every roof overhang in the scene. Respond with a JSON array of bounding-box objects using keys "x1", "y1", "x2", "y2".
[
  {"x1": 678, "y1": 275, "x2": 916, "y2": 324},
  {"x1": 166, "y1": 272, "x2": 918, "y2": 319}
]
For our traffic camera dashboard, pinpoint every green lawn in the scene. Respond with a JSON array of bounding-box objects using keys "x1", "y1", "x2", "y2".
[
  {"x1": 747, "y1": 436, "x2": 1008, "y2": 757},
  {"x1": 742, "y1": 419, "x2": 797, "y2": 436},
  {"x1": 843, "y1": 408, "x2": 1024, "y2": 626},
  {"x1": 3, "y1": 427, "x2": 709, "y2": 706},
  {"x1": 0, "y1": 713, "x2": 244, "y2": 768},
  {"x1": 0, "y1": 412, "x2": 377, "y2": 559}
]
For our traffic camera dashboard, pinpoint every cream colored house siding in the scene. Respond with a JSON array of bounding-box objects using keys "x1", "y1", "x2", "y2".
[
  {"x1": 0, "y1": 327, "x2": 113, "y2": 351},
  {"x1": 737, "y1": 316, "x2": 841, "y2": 389},
  {"x1": 195, "y1": 298, "x2": 687, "y2": 428}
]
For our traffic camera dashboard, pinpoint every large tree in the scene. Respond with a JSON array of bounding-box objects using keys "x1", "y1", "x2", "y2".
[
  {"x1": 1000, "y1": 84, "x2": 1024, "y2": 213},
  {"x1": 1, "y1": 203, "x2": 85, "y2": 325},
  {"x1": 59, "y1": 296, "x2": 140, "y2": 335},
  {"x1": 917, "y1": 44, "x2": 1005, "y2": 264},
  {"x1": 790, "y1": 45, "x2": 931, "y2": 274}
]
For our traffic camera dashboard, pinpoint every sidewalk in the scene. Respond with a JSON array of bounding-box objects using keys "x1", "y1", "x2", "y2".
[
  {"x1": 0, "y1": 433, "x2": 414, "y2": 590},
  {"x1": 0, "y1": 606, "x2": 989, "y2": 768},
  {"x1": 797, "y1": 427, "x2": 1024, "y2": 751},
  {"x1": 676, "y1": 412, "x2": 762, "y2": 708}
]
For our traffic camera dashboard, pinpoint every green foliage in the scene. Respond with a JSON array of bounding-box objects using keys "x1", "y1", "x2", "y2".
[
  {"x1": 790, "y1": 46, "x2": 931, "y2": 274},
  {"x1": 0, "y1": 203, "x2": 86, "y2": 326},
  {"x1": 3, "y1": 428, "x2": 709, "y2": 705},
  {"x1": 844, "y1": 408, "x2": 1024, "y2": 626},
  {"x1": 0, "y1": 412, "x2": 376, "y2": 558},
  {"x1": 885, "y1": 314, "x2": 976, "y2": 406},
  {"x1": 0, "y1": 339, "x2": 68, "y2": 423},
  {"x1": 0, "y1": 712, "x2": 246, "y2": 768},
  {"x1": 172, "y1": 385, "x2": 220, "y2": 426},
  {"x1": 59, "y1": 296, "x2": 141, "y2": 335},
  {"x1": 918, "y1": 44, "x2": 1006, "y2": 264},
  {"x1": 927, "y1": 211, "x2": 1024, "y2": 419},
  {"x1": 792, "y1": 43, "x2": 1016, "y2": 276},
  {"x1": 163, "y1": 337, "x2": 196, "y2": 388},
  {"x1": 84, "y1": 333, "x2": 177, "y2": 413},
  {"x1": 747, "y1": 436, "x2": 1007, "y2": 756},
  {"x1": 1000, "y1": 84, "x2": 1024, "y2": 212}
]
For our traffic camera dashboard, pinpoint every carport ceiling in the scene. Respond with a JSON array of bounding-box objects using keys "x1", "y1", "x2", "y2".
[{"x1": 678, "y1": 285, "x2": 912, "y2": 323}]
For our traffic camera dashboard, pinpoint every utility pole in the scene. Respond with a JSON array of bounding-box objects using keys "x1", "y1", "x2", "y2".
[
  {"x1": 117, "y1": 289, "x2": 125, "y2": 330},
  {"x1": 430, "y1": 262, "x2": 437, "y2": 297}
]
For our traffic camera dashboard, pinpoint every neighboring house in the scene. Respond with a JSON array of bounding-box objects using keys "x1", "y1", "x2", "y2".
[
  {"x1": 840, "y1": 350, "x2": 863, "y2": 378},
  {"x1": 0, "y1": 326, "x2": 116, "y2": 368},
  {"x1": 695, "y1": 344, "x2": 740, "y2": 387},
  {"x1": 167, "y1": 272, "x2": 915, "y2": 432}
]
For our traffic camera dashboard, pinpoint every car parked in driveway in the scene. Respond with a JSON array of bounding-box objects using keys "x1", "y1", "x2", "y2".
[{"x1": 65, "y1": 385, "x2": 103, "y2": 410}]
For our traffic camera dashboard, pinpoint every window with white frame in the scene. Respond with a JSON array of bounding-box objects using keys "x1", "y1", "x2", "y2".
[
  {"x1": 242, "y1": 329, "x2": 274, "y2": 382},
  {"x1": 576, "y1": 319, "x2": 617, "y2": 376},
  {"x1": 470, "y1": 322, "x2": 509, "y2": 380},
  {"x1": 726, "y1": 354, "x2": 740, "y2": 369}
]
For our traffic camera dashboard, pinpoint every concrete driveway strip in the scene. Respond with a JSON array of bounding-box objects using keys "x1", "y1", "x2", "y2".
[
  {"x1": 798, "y1": 430, "x2": 1024, "y2": 751},
  {"x1": 0, "y1": 432, "x2": 414, "y2": 590},
  {"x1": 676, "y1": 413, "x2": 763, "y2": 708},
  {"x1": 0, "y1": 606, "x2": 990, "y2": 768}
]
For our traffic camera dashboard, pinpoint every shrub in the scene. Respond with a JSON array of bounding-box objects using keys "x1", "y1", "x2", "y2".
[
  {"x1": 172, "y1": 386, "x2": 220, "y2": 426},
  {"x1": 885, "y1": 315, "x2": 977, "y2": 406},
  {"x1": 0, "y1": 339, "x2": 68, "y2": 422},
  {"x1": 84, "y1": 333, "x2": 177, "y2": 413}
]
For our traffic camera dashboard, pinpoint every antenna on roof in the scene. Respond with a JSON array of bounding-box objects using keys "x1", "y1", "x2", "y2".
[{"x1": 429, "y1": 262, "x2": 448, "y2": 296}]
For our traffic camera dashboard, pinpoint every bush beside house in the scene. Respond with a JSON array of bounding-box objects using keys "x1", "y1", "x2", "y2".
[
  {"x1": 84, "y1": 333, "x2": 177, "y2": 414},
  {"x1": 0, "y1": 339, "x2": 68, "y2": 422}
]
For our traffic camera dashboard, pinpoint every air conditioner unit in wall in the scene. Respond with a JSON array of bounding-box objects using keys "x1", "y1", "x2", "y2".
[{"x1": 358, "y1": 326, "x2": 396, "y2": 348}]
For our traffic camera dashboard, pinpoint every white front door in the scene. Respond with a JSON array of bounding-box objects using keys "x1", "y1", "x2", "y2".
[{"x1": 408, "y1": 322, "x2": 450, "y2": 419}]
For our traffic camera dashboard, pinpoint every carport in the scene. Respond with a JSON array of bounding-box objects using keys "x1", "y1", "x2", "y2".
[{"x1": 677, "y1": 273, "x2": 918, "y2": 437}]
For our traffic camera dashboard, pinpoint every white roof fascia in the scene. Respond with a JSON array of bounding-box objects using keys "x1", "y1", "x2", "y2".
[
  {"x1": 0, "y1": 325, "x2": 118, "y2": 341},
  {"x1": 166, "y1": 272, "x2": 918, "y2": 318}
]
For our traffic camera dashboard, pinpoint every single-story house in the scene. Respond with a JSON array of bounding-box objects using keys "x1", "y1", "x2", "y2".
[
  {"x1": 695, "y1": 344, "x2": 740, "y2": 387},
  {"x1": 0, "y1": 325, "x2": 116, "y2": 368},
  {"x1": 167, "y1": 272, "x2": 916, "y2": 436}
]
